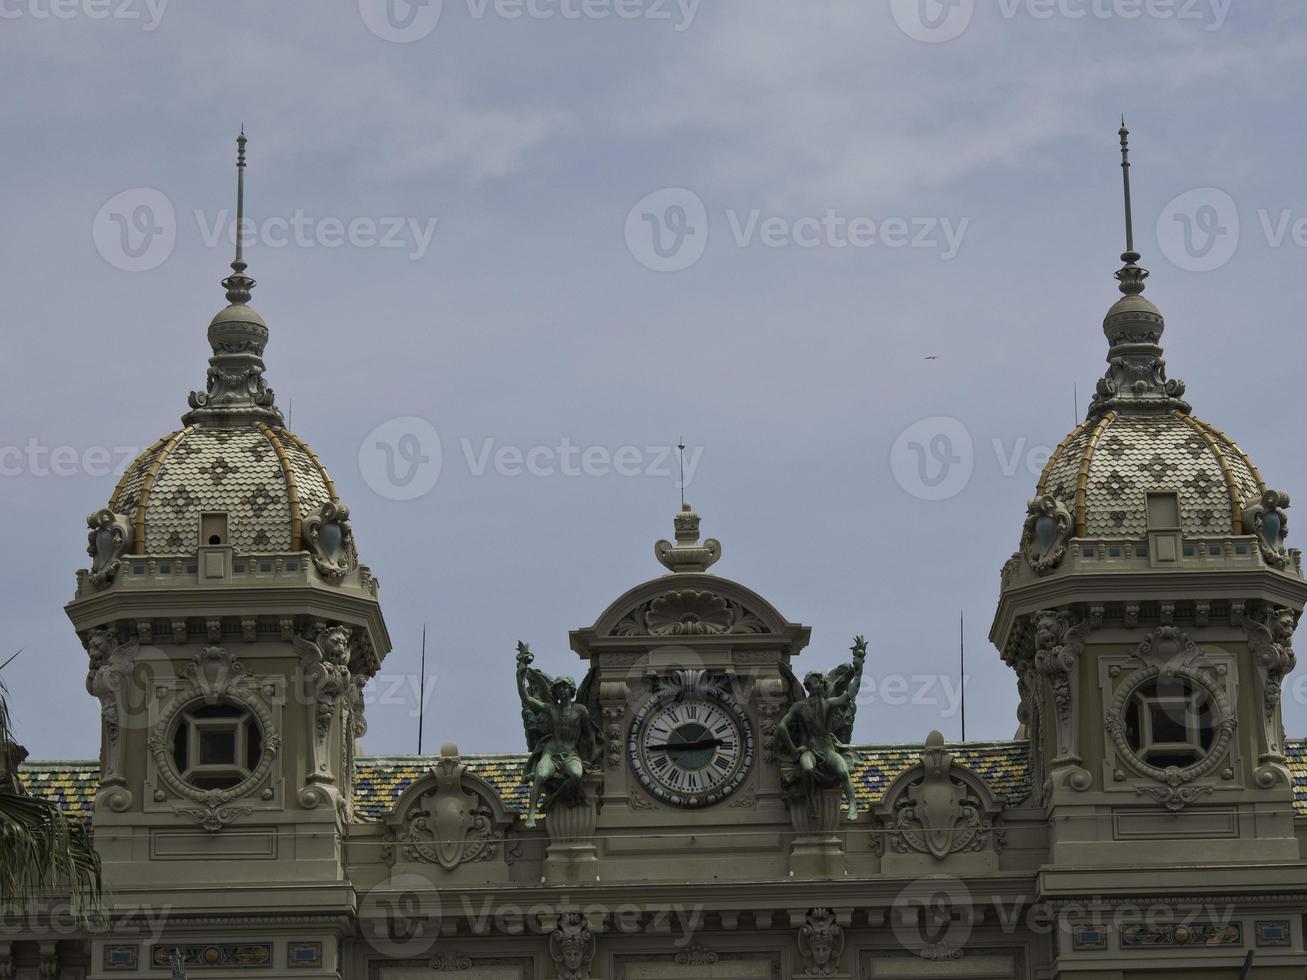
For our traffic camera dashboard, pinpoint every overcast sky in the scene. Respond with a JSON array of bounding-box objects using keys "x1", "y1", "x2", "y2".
[{"x1": 4, "y1": 0, "x2": 1307, "y2": 761}]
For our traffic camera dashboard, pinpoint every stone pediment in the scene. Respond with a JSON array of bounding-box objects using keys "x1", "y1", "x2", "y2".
[
  {"x1": 574, "y1": 574, "x2": 807, "y2": 649},
  {"x1": 383, "y1": 744, "x2": 517, "y2": 873},
  {"x1": 872, "y1": 731, "x2": 1005, "y2": 865}
]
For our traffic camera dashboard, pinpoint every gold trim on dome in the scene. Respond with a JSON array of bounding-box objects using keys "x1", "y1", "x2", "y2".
[
  {"x1": 277, "y1": 428, "x2": 340, "y2": 506},
  {"x1": 1075, "y1": 411, "x2": 1116, "y2": 538},
  {"x1": 109, "y1": 432, "x2": 173, "y2": 511},
  {"x1": 1037, "y1": 420, "x2": 1091, "y2": 497},
  {"x1": 1177, "y1": 413, "x2": 1244, "y2": 534},
  {"x1": 258, "y1": 423, "x2": 302, "y2": 551},
  {"x1": 1191, "y1": 416, "x2": 1267, "y2": 497},
  {"x1": 133, "y1": 427, "x2": 193, "y2": 547}
]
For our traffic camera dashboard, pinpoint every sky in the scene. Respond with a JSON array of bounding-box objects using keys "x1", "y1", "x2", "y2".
[{"x1": 4, "y1": 0, "x2": 1307, "y2": 761}]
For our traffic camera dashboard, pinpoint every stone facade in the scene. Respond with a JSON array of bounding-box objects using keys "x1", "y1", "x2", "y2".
[{"x1": 6, "y1": 131, "x2": 1307, "y2": 979}]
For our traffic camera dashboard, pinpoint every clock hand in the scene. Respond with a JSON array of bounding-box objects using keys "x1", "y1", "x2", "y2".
[{"x1": 646, "y1": 738, "x2": 725, "y2": 752}]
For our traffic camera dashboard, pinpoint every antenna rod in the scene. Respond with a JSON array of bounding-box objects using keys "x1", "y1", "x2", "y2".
[
  {"x1": 1119, "y1": 117, "x2": 1134, "y2": 255},
  {"x1": 959, "y1": 610, "x2": 967, "y2": 742},
  {"x1": 417, "y1": 624, "x2": 427, "y2": 755},
  {"x1": 1073, "y1": 381, "x2": 1079, "y2": 425},
  {"x1": 677, "y1": 440, "x2": 686, "y2": 508}
]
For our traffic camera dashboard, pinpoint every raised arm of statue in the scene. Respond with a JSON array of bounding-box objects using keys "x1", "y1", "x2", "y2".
[
  {"x1": 515, "y1": 641, "x2": 549, "y2": 714},
  {"x1": 828, "y1": 635, "x2": 867, "y2": 708}
]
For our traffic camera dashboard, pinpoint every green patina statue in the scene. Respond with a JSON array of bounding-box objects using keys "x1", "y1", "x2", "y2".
[
  {"x1": 515, "y1": 642, "x2": 604, "y2": 830},
  {"x1": 776, "y1": 635, "x2": 868, "y2": 820}
]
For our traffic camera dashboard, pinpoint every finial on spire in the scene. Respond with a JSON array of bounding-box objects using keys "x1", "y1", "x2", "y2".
[
  {"x1": 1114, "y1": 117, "x2": 1148, "y2": 297},
  {"x1": 1087, "y1": 120, "x2": 1188, "y2": 420},
  {"x1": 222, "y1": 127, "x2": 256, "y2": 306}
]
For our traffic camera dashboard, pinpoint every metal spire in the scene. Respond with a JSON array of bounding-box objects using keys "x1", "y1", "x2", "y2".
[
  {"x1": 222, "y1": 126, "x2": 255, "y2": 305},
  {"x1": 1114, "y1": 117, "x2": 1148, "y2": 297}
]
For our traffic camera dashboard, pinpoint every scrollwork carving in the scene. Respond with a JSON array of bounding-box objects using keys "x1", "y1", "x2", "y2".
[
  {"x1": 302, "y1": 501, "x2": 358, "y2": 581},
  {"x1": 86, "y1": 509, "x2": 133, "y2": 586},
  {"x1": 1243, "y1": 490, "x2": 1291, "y2": 570},
  {"x1": 85, "y1": 629, "x2": 140, "y2": 801},
  {"x1": 1033, "y1": 609, "x2": 1090, "y2": 786},
  {"x1": 1021, "y1": 494, "x2": 1072, "y2": 574},
  {"x1": 877, "y1": 731, "x2": 1005, "y2": 859},
  {"x1": 389, "y1": 745, "x2": 510, "y2": 871}
]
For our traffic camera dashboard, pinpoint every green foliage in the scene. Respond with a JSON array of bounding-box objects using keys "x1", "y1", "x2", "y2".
[{"x1": 0, "y1": 669, "x2": 103, "y2": 926}]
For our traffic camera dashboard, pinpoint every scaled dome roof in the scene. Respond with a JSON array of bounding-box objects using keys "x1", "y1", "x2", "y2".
[
  {"x1": 1036, "y1": 412, "x2": 1265, "y2": 540},
  {"x1": 108, "y1": 424, "x2": 340, "y2": 556}
]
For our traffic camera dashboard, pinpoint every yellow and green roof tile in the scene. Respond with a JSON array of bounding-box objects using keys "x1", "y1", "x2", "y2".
[{"x1": 22, "y1": 739, "x2": 1307, "y2": 823}]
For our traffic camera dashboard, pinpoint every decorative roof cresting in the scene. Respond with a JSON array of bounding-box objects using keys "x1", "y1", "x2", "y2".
[{"x1": 183, "y1": 128, "x2": 284, "y2": 428}]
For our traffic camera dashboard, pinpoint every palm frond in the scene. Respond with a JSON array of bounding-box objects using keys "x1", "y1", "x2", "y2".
[{"x1": 0, "y1": 674, "x2": 103, "y2": 925}]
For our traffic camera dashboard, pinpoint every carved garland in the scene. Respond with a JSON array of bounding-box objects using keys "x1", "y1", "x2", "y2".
[{"x1": 147, "y1": 646, "x2": 281, "y2": 832}]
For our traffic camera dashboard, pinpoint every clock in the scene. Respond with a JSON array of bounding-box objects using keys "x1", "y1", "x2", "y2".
[{"x1": 628, "y1": 681, "x2": 755, "y2": 808}]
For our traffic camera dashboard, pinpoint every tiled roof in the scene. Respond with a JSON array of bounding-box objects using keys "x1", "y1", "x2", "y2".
[
  {"x1": 1288, "y1": 740, "x2": 1307, "y2": 815},
  {"x1": 23, "y1": 741, "x2": 1307, "y2": 823},
  {"x1": 16, "y1": 761, "x2": 99, "y2": 823},
  {"x1": 1036, "y1": 412, "x2": 1264, "y2": 539}
]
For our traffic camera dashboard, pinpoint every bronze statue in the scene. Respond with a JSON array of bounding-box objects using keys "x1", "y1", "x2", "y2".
[
  {"x1": 515, "y1": 642, "x2": 604, "y2": 829},
  {"x1": 776, "y1": 635, "x2": 867, "y2": 819}
]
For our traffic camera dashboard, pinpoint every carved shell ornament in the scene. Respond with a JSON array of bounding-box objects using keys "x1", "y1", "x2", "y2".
[
  {"x1": 1243, "y1": 489, "x2": 1291, "y2": 570},
  {"x1": 86, "y1": 508, "x2": 133, "y2": 586},
  {"x1": 302, "y1": 501, "x2": 358, "y2": 581},
  {"x1": 613, "y1": 590, "x2": 766, "y2": 637},
  {"x1": 1020, "y1": 494, "x2": 1072, "y2": 574}
]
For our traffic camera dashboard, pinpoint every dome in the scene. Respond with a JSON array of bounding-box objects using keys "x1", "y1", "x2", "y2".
[
  {"x1": 1035, "y1": 412, "x2": 1264, "y2": 539},
  {"x1": 82, "y1": 132, "x2": 362, "y2": 585},
  {"x1": 107, "y1": 424, "x2": 340, "y2": 556}
]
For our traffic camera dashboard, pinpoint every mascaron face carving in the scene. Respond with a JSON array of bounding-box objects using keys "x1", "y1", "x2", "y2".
[{"x1": 549, "y1": 913, "x2": 596, "y2": 980}]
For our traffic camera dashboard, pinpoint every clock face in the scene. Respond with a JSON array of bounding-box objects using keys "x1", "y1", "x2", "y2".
[{"x1": 629, "y1": 690, "x2": 754, "y2": 808}]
